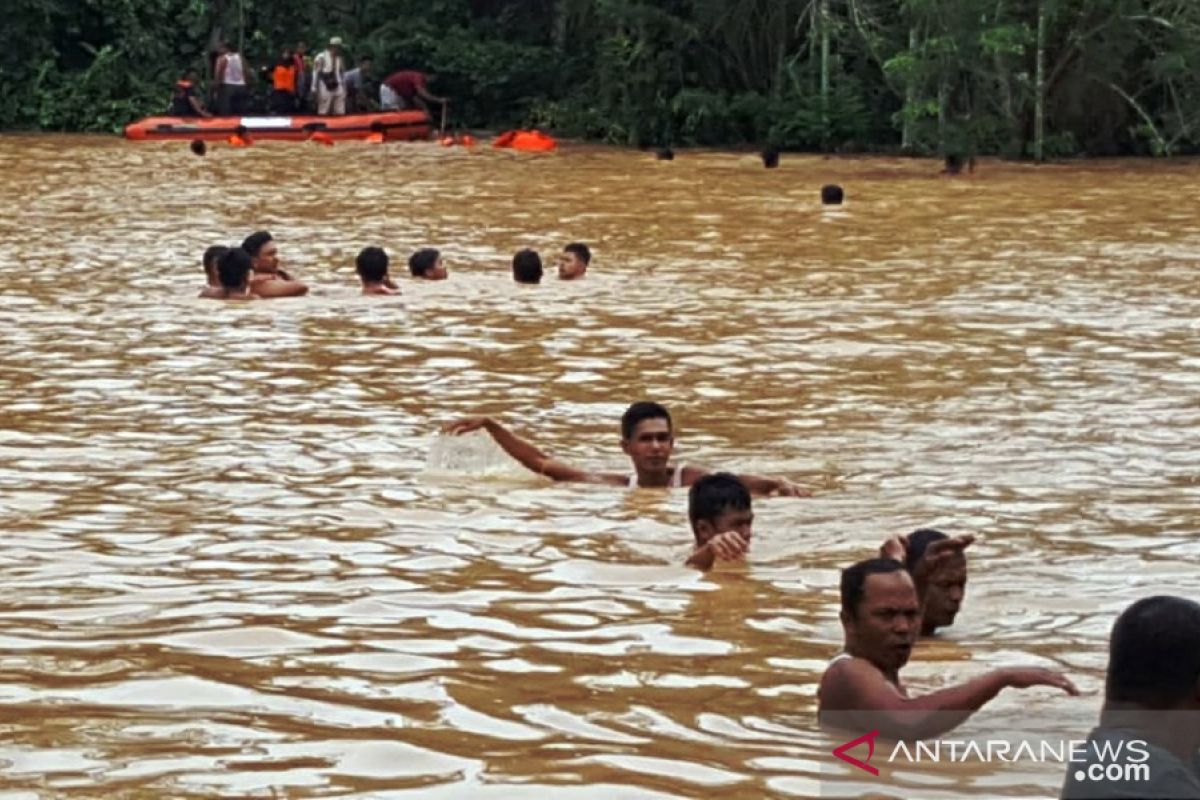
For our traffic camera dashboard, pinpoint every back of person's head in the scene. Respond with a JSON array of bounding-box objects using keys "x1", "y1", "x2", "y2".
[
  {"x1": 620, "y1": 401, "x2": 671, "y2": 440},
  {"x1": 821, "y1": 184, "x2": 844, "y2": 205},
  {"x1": 688, "y1": 473, "x2": 751, "y2": 531},
  {"x1": 656, "y1": 147, "x2": 674, "y2": 161},
  {"x1": 762, "y1": 147, "x2": 780, "y2": 169},
  {"x1": 217, "y1": 247, "x2": 253, "y2": 289},
  {"x1": 241, "y1": 230, "x2": 273, "y2": 259},
  {"x1": 841, "y1": 558, "x2": 908, "y2": 618},
  {"x1": 944, "y1": 153, "x2": 964, "y2": 174},
  {"x1": 564, "y1": 242, "x2": 591, "y2": 266},
  {"x1": 1107, "y1": 595, "x2": 1200, "y2": 709},
  {"x1": 203, "y1": 245, "x2": 230, "y2": 277},
  {"x1": 356, "y1": 246, "x2": 389, "y2": 283},
  {"x1": 512, "y1": 249, "x2": 543, "y2": 284},
  {"x1": 904, "y1": 528, "x2": 949, "y2": 573},
  {"x1": 408, "y1": 248, "x2": 440, "y2": 277}
]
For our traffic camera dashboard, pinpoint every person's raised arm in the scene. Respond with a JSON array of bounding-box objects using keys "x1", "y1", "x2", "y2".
[
  {"x1": 825, "y1": 660, "x2": 1077, "y2": 740},
  {"x1": 442, "y1": 416, "x2": 594, "y2": 483}
]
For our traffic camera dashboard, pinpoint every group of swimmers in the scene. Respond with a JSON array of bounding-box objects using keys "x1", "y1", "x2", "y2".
[
  {"x1": 445, "y1": 400, "x2": 1200, "y2": 798},
  {"x1": 198, "y1": 231, "x2": 593, "y2": 299}
]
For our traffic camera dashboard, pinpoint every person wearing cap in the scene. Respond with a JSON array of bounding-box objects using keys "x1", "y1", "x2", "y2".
[{"x1": 312, "y1": 37, "x2": 347, "y2": 116}]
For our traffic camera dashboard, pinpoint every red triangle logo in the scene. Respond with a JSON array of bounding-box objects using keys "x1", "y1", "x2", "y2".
[{"x1": 833, "y1": 729, "x2": 881, "y2": 776}]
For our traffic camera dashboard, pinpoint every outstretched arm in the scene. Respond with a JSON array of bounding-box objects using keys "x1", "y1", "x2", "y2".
[
  {"x1": 823, "y1": 660, "x2": 1077, "y2": 740},
  {"x1": 736, "y1": 472, "x2": 811, "y2": 497},
  {"x1": 417, "y1": 84, "x2": 447, "y2": 104},
  {"x1": 443, "y1": 416, "x2": 596, "y2": 483}
]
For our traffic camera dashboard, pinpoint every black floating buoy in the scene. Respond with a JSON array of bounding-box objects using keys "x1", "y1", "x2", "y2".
[
  {"x1": 761, "y1": 146, "x2": 780, "y2": 169},
  {"x1": 656, "y1": 147, "x2": 675, "y2": 161},
  {"x1": 190, "y1": 138, "x2": 207, "y2": 156}
]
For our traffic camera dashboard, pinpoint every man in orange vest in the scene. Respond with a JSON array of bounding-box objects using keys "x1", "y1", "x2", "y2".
[{"x1": 269, "y1": 48, "x2": 297, "y2": 113}]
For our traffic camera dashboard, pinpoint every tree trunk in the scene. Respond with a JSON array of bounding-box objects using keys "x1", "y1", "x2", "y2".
[
  {"x1": 902, "y1": 24, "x2": 916, "y2": 151},
  {"x1": 1034, "y1": 0, "x2": 1046, "y2": 161}
]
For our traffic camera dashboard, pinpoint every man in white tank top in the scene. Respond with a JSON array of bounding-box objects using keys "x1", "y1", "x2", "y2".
[
  {"x1": 213, "y1": 42, "x2": 249, "y2": 116},
  {"x1": 442, "y1": 401, "x2": 809, "y2": 495}
]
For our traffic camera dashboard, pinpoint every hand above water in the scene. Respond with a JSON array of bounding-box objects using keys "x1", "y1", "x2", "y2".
[
  {"x1": 442, "y1": 416, "x2": 494, "y2": 436},
  {"x1": 768, "y1": 478, "x2": 812, "y2": 498},
  {"x1": 707, "y1": 531, "x2": 750, "y2": 561}
]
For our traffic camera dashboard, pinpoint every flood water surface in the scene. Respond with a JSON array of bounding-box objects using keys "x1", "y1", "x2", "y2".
[{"x1": 1, "y1": 135, "x2": 1199, "y2": 797}]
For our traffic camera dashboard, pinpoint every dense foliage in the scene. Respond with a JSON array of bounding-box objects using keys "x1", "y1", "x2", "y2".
[{"x1": 4, "y1": 0, "x2": 1200, "y2": 156}]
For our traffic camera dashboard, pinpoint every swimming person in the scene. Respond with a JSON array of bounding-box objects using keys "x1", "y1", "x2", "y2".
[
  {"x1": 199, "y1": 245, "x2": 230, "y2": 298},
  {"x1": 558, "y1": 243, "x2": 590, "y2": 280},
  {"x1": 241, "y1": 231, "x2": 309, "y2": 298},
  {"x1": 356, "y1": 247, "x2": 399, "y2": 295},
  {"x1": 408, "y1": 248, "x2": 448, "y2": 280},
  {"x1": 821, "y1": 184, "x2": 844, "y2": 205},
  {"x1": 201, "y1": 247, "x2": 255, "y2": 301},
  {"x1": 1060, "y1": 596, "x2": 1200, "y2": 799},
  {"x1": 880, "y1": 528, "x2": 973, "y2": 636},
  {"x1": 818, "y1": 558, "x2": 1078, "y2": 740},
  {"x1": 512, "y1": 249, "x2": 543, "y2": 284},
  {"x1": 685, "y1": 473, "x2": 753, "y2": 570},
  {"x1": 442, "y1": 401, "x2": 809, "y2": 496}
]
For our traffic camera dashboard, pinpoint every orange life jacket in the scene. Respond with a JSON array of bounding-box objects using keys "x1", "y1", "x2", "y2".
[{"x1": 272, "y1": 64, "x2": 296, "y2": 93}]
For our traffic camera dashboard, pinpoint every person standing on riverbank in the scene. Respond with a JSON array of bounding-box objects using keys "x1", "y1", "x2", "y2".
[
  {"x1": 269, "y1": 49, "x2": 298, "y2": 113},
  {"x1": 213, "y1": 42, "x2": 249, "y2": 116},
  {"x1": 344, "y1": 57, "x2": 373, "y2": 113},
  {"x1": 169, "y1": 70, "x2": 211, "y2": 117},
  {"x1": 312, "y1": 38, "x2": 347, "y2": 116}
]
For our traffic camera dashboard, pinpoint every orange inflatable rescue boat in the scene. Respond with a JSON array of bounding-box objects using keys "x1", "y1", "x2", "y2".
[
  {"x1": 125, "y1": 111, "x2": 432, "y2": 142},
  {"x1": 493, "y1": 129, "x2": 557, "y2": 152}
]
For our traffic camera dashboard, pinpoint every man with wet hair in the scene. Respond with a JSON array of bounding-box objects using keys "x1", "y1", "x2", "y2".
[
  {"x1": 512, "y1": 249, "x2": 543, "y2": 284},
  {"x1": 685, "y1": 473, "x2": 753, "y2": 570},
  {"x1": 1061, "y1": 596, "x2": 1200, "y2": 799},
  {"x1": 442, "y1": 401, "x2": 808, "y2": 495},
  {"x1": 408, "y1": 248, "x2": 448, "y2": 280},
  {"x1": 880, "y1": 528, "x2": 972, "y2": 636},
  {"x1": 200, "y1": 248, "x2": 254, "y2": 301},
  {"x1": 819, "y1": 558, "x2": 1078, "y2": 740},
  {"x1": 356, "y1": 247, "x2": 398, "y2": 295},
  {"x1": 558, "y1": 242, "x2": 591, "y2": 280},
  {"x1": 199, "y1": 245, "x2": 230, "y2": 298},
  {"x1": 241, "y1": 231, "x2": 308, "y2": 298},
  {"x1": 821, "y1": 184, "x2": 844, "y2": 205}
]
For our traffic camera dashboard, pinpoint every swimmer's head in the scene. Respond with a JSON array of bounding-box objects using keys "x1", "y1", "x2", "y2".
[
  {"x1": 512, "y1": 249, "x2": 543, "y2": 284},
  {"x1": 656, "y1": 147, "x2": 674, "y2": 161},
  {"x1": 620, "y1": 402, "x2": 673, "y2": 473},
  {"x1": 688, "y1": 473, "x2": 752, "y2": 546},
  {"x1": 558, "y1": 242, "x2": 590, "y2": 280},
  {"x1": 840, "y1": 558, "x2": 920, "y2": 672},
  {"x1": 217, "y1": 247, "x2": 253, "y2": 290},
  {"x1": 943, "y1": 153, "x2": 964, "y2": 174},
  {"x1": 190, "y1": 138, "x2": 207, "y2": 157},
  {"x1": 409, "y1": 248, "x2": 447, "y2": 280},
  {"x1": 762, "y1": 147, "x2": 780, "y2": 169},
  {"x1": 241, "y1": 230, "x2": 278, "y2": 273},
  {"x1": 1107, "y1": 596, "x2": 1200, "y2": 710},
  {"x1": 906, "y1": 528, "x2": 966, "y2": 633},
  {"x1": 203, "y1": 245, "x2": 230, "y2": 287},
  {"x1": 356, "y1": 246, "x2": 389, "y2": 284},
  {"x1": 821, "y1": 184, "x2": 844, "y2": 205}
]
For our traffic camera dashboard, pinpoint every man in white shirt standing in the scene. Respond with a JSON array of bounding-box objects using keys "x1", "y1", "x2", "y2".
[{"x1": 312, "y1": 37, "x2": 347, "y2": 116}]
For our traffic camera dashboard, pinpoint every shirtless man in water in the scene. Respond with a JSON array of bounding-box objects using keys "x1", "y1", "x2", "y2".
[
  {"x1": 241, "y1": 230, "x2": 309, "y2": 298},
  {"x1": 880, "y1": 528, "x2": 973, "y2": 636},
  {"x1": 442, "y1": 401, "x2": 809, "y2": 496},
  {"x1": 818, "y1": 558, "x2": 1077, "y2": 740}
]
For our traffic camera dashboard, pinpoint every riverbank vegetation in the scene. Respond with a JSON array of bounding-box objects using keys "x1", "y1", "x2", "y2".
[{"x1": 5, "y1": 0, "x2": 1200, "y2": 157}]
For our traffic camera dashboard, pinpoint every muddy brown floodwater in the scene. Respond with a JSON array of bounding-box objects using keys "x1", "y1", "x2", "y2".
[{"x1": 0, "y1": 134, "x2": 1198, "y2": 798}]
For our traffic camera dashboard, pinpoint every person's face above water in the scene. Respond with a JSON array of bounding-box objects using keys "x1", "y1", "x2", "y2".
[
  {"x1": 845, "y1": 571, "x2": 920, "y2": 674},
  {"x1": 427, "y1": 257, "x2": 448, "y2": 280},
  {"x1": 558, "y1": 251, "x2": 586, "y2": 280},
  {"x1": 253, "y1": 241, "x2": 279, "y2": 273},
  {"x1": 696, "y1": 507, "x2": 753, "y2": 546},
  {"x1": 922, "y1": 556, "x2": 967, "y2": 631},
  {"x1": 622, "y1": 417, "x2": 673, "y2": 473}
]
